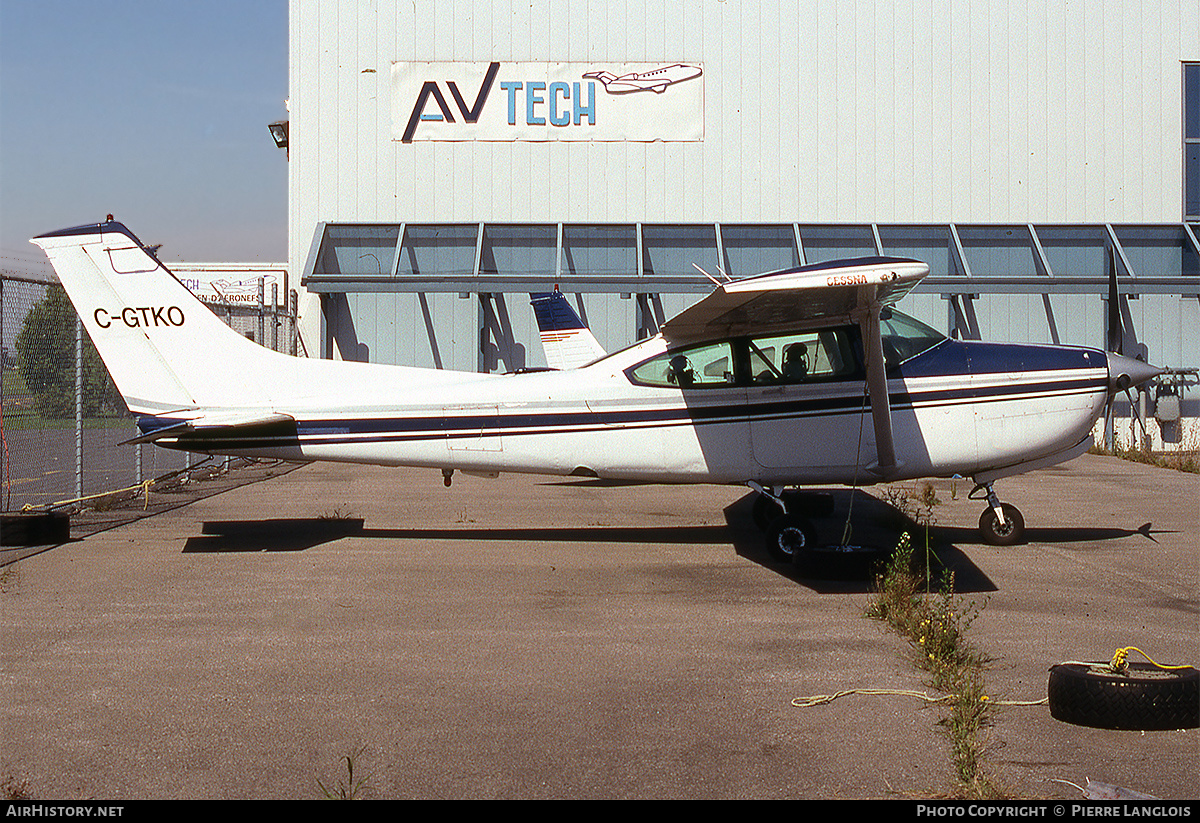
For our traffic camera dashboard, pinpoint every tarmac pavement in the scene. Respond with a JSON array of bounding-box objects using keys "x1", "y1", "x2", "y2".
[{"x1": 0, "y1": 454, "x2": 1196, "y2": 799}]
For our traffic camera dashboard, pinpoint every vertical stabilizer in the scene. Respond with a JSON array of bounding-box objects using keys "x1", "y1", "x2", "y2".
[
  {"x1": 31, "y1": 221, "x2": 293, "y2": 413},
  {"x1": 529, "y1": 290, "x2": 606, "y2": 369}
]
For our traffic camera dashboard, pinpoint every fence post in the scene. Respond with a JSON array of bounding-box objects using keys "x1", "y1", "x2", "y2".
[
  {"x1": 75, "y1": 315, "x2": 83, "y2": 500},
  {"x1": 290, "y1": 289, "x2": 299, "y2": 356}
]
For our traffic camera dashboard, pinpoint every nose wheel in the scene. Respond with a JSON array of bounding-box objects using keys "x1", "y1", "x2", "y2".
[{"x1": 971, "y1": 482, "x2": 1025, "y2": 545}]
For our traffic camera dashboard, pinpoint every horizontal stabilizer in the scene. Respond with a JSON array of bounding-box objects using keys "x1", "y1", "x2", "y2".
[{"x1": 122, "y1": 411, "x2": 296, "y2": 445}]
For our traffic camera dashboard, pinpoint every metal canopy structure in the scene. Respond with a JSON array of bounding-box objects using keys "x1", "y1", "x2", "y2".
[{"x1": 303, "y1": 222, "x2": 1200, "y2": 297}]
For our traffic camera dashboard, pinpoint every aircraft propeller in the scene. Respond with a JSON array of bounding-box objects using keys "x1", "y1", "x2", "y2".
[{"x1": 1105, "y1": 252, "x2": 1163, "y2": 448}]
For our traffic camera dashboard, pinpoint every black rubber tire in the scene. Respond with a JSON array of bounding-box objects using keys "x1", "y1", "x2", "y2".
[
  {"x1": 764, "y1": 513, "x2": 817, "y2": 564},
  {"x1": 978, "y1": 503, "x2": 1025, "y2": 545},
  {"x1": 1048, "y1": 662, "x2": 1200, "y2": 731}
]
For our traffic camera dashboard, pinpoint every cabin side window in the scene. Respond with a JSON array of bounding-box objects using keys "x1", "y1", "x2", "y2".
[
  {"x1": 745, "y1": 328, "x2": 859, "y2": 384},
  {"x1": 626, "y1": 326, "x2": 864, "y2": 389},
  {"x1": 627, "y1": 341, "x2": 736, "y2": 388}
]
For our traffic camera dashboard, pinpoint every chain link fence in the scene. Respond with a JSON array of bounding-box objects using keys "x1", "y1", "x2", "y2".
[{"x1": 1, "y1": 269, "x2": 299, "y2": 513}]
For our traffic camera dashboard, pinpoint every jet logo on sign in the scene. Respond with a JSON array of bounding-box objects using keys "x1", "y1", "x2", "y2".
[
  {"x1": 582, "y1": 63, "x2": 702, "y2": 94},
  {"x1": 401, "y1": 62, "x2": 500, "y2": 143}
]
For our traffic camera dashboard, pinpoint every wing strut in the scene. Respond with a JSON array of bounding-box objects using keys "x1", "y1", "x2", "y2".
[{"x1": 862, "y1": 296, "x2": 899, "y2": 479}]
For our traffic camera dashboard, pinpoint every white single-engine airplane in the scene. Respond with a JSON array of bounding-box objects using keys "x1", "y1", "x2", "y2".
[{"x1": 33, "y1": 220, "x2": 1162, "y2": 564}]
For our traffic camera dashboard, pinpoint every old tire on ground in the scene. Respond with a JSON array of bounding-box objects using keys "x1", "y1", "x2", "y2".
[{"x1": 1047, "y1": 662, "x2": 1200, "y2": 731}]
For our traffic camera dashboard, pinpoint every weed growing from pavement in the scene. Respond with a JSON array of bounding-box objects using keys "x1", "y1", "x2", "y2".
[
  {"x1": 866, "y1": 485, "x2": 999, "y2": 799},
  {"x1": 317, "y1": 746, "x2": 373, "y2": 799},
  {"x1": 2, "y1": 774, "x2": 30, "y2": 800}
]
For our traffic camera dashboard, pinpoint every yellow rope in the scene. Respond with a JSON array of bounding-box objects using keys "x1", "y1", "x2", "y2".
[
  {"x1": 791, "y1": 688, "x2": 1047, "y2": 708},
  {"x1": 1109, "y1": 646, "x2": 1194, "y2": 673},
  {"x1": 20, "y1": 477, "x2": 156, "y2": 513}
]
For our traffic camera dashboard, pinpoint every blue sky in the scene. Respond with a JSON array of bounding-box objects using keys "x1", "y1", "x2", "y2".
[{"x1": 0, "y1": 0, "x2": 288, "y2": 270}]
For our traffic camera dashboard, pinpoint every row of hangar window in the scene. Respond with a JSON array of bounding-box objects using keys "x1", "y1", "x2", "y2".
[{"x1": 308, "y1": 222, "x2": 1200, "y2": 286}]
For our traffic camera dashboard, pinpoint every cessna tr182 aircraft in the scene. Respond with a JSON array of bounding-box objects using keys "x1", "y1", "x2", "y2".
[{"x1": 33, "y1": 220, "x2": 1162, "y2": 565}]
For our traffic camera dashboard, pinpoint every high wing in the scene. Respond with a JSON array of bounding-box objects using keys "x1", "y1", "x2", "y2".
[
  {"x1": 660, "y1": 257, "x2": 929, "y2": 344},
  {"x1": 661, "y1": 257, "x2": 930, "y2": 479}
]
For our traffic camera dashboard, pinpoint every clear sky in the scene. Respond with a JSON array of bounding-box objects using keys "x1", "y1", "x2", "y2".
[{"x1": 0, "y1": 0, "x2": 288, "y2": 271}]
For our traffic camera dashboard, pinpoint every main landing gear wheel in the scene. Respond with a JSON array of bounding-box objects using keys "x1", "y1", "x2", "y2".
[
  {"x1": 763, "y1": 513, "x2": 885, "y2": 579},
  {"x1": 978, "y1": 503, "x2": 1025, "y2": 546},
  {"x1": 1048, "y1": 662, "x2": 1200, "y2": 731},
  {"x1": 764, "y1": 514, "x2": 818, "y2": 564}
]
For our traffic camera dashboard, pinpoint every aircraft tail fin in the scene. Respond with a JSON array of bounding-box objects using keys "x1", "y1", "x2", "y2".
[
  {"x1": 30, "y1": 220, "x2": 295, "y2": 414},
  {"x1": 529, "y1": 290, "x2": 606, "y2": 369}
]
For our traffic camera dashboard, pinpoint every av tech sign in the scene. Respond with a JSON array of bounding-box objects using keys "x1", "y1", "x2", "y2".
[{"x1": 393, "y1": 62, "x2": 704, "y2": 142}]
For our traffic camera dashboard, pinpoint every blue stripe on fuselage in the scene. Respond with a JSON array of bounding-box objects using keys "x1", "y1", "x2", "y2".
[
  {"x1": 151, "y1": 379, "x2": 1106, "y2": 452},
  {"x1": 898, "y1": 339, "x2": 1104, "y2": 380}
]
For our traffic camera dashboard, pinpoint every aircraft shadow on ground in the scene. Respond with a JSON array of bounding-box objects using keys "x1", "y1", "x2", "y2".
[
  {"x1": 178, "y1": 489, "x2": 993, "y2": 595},
  {"x1": 182, "y1": 518, "x2": 366, "y2": 553},
  {"x1": 722, "y1": 490, "x2": 998, "y2": 595},
  {"x1": 932, "y1": 522, "x2": 1172, "y2": 546}
]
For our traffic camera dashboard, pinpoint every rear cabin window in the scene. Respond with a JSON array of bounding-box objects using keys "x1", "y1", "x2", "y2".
[{"x1": 628, "y1": 341, "x2": 736, "y2": 388}]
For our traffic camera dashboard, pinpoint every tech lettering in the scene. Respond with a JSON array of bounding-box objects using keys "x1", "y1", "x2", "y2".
[{"x1": 94, "y1": 306, "x2": 185, "y2": 329}]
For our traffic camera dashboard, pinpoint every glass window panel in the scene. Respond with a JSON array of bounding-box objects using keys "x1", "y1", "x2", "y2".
[
  {"x1": 1111, "y1": 225, "x2": 1200, "y2": 278},
  {"x1": 956, "y1": 225, "x2": 1041, "y2": 277},
  {"x1": 315, "y1": 225, "x2": 400, "y2": 276},
  {"x1": 1032, "y1": 225, "x2": 1110, "y2": 277},
  {"x1": 1186, "y1": 142, "x2": 1200, "y2": 221},
  {"x1": 479, "y1": 224, "x2": 557, "y2": 277},
  {"x1": 720, "y1": 225, "x2": 799, "y2": 276},
  {"x1": 1185, "y1": 63, "x2": 1200, "y2": 141},
  {"x1": 642, "y1": 225, "x2": 718, "y2": 278},
  {"x1": 561, "y1": 225, "x2": 637, "y2": 277},
  {"x1": 877, "y1": 225, "x2": 960, "y2": 277},
  {"x1": 797, "y1": 225, "x2": 877, "y2": 264},
  {"x1": 397, "y1": 225, "x2": 478, "y2": 277},
  {"x1": 747, "y1": 328, "x2": 858, "y2": 383},
  {"x1": 628, "y1": 341, "x2": 735, "y2": 388}
]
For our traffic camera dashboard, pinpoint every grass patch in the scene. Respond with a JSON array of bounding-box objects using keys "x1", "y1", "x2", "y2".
[
  {"x1": 866, "y1": 533, "x2": 998, "y2": 798},
  {"x1": 317, "y1": 746, "x2": 373, "y2": 799},
  {"x1": 866, "y1": 482, "x2": 1001, "y2": 799}
]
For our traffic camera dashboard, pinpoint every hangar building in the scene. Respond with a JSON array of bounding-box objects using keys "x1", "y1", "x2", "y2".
[{"x1": 282, "y1": 0, "x2": 1200, "y2": 449}]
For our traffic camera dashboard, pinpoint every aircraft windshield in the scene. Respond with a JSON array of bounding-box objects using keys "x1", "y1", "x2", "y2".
[{"x1": 879, "y1": 309, "x2": 946, "y2": 366}]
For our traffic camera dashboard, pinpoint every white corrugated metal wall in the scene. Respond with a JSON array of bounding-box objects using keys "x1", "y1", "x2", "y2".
[
  {"x1": 290, "y1": 0, "x2": 1196, "y2": 236},
  {"x1": 287, "y1": 0, "x2": 1199, "y2": 401}
]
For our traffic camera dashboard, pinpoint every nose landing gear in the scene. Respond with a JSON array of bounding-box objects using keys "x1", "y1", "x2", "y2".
[{"x1": 971, "y1": 481, "x2": 1025, "y2": 545}]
